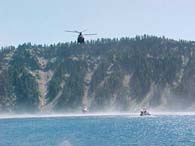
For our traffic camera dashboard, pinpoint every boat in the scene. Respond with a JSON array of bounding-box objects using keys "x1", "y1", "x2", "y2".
[
  {"x1": 140, "y1": 108, "x2": 151, "y2": 116},
  {"x1": 82, "y1": 105, "x2": 88, "y2": 113}
]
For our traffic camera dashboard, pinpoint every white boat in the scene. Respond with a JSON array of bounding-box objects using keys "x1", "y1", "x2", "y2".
[{"x1": 82, "y1": 105, "x2": 88, "y2": 113}]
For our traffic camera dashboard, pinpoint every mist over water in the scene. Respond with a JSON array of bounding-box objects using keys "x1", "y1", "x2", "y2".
[
  {"x1": 0, "y1": 111, "x2": 194, "y2": 120},
  {"x1": 0, "y1": 94, "x2": 194, "y2": 145}
]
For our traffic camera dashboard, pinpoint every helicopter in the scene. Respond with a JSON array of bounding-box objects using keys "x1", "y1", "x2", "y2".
[{"x1": 65, "y1": 30, "x2": 97, "y2": 44}]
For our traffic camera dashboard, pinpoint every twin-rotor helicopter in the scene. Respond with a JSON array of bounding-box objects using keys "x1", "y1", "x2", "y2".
[{"x1": 65, "y1": 30, "x2": 97, "y2": 44}]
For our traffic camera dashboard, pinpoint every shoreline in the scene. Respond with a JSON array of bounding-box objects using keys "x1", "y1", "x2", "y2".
[{"x1": 0, "y1": 112, "x2": 194, "y2": 119}]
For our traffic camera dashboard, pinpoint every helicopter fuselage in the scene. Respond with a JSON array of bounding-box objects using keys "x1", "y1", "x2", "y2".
[{"x1": 77, "y1": 33, "x2": 85, "y2": 44}]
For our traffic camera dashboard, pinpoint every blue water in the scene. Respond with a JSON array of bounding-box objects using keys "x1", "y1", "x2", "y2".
[{"x1": 0, "y1": 115, "x2": 194, "y2": 146}]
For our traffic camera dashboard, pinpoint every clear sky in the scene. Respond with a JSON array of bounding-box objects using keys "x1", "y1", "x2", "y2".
[{"x1": 0, "y1": 0, "x2": 194, "y2": 47}]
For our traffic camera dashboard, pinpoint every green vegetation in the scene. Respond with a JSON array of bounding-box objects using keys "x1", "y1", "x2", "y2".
[{"x1": 0, "y1": 35, "x2": 195, "y2": 113}]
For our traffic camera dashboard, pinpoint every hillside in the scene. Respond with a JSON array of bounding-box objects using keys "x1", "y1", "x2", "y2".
[{"x1": 0, "y1": 35, "x2": 195, "y2": 113}]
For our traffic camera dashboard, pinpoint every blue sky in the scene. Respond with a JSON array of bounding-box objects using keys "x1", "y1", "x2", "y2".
[{"x1": 0, "y1": 0, "x2": 194, "y2": 47}]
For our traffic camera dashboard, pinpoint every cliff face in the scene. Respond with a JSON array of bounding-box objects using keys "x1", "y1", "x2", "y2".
[{"x1": 0, "y1": 36, "x2": 195, "y2": 113}]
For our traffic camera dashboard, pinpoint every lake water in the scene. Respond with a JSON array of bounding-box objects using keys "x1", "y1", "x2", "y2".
[{"x1": 0, "y1": 114, "x2": 194, "y2": 146}]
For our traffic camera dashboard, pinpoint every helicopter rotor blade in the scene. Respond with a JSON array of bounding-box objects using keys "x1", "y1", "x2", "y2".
[
  {"x1": 83, "y1": 33, "x2": 97, "y2": 36},
  {"x1": 65, "y1": 30, "x2": 80, "y2": 33},
  {"x1": 81, "y1": 29, "x2": 87, "y2": 33}
]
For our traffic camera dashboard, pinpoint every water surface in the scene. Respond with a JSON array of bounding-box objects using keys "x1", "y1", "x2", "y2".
[{"x1": 0, "y1": 115, "x2": 194, "y2": 146}]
